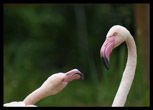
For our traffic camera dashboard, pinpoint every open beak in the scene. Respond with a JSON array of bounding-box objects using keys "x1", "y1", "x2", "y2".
[
  {"x1": 64, "y1": 69, "x2": 84, "y2": 82},
  {"x1": 100, "y1": 36, "x2": 115, "y2": 70}
]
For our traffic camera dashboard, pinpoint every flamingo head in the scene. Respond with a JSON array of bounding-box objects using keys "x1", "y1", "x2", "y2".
[
  {"x1": 40, "y1": 69, "x2": 84, "y2": 95},
  {"x1": 100, "y1": 25, "x2": 130, "y2": 69}
]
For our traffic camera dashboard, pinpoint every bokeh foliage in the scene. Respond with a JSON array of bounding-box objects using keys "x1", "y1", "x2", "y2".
[{"x1": 4, "y1": 4, "x2": 149, "y2": 106}]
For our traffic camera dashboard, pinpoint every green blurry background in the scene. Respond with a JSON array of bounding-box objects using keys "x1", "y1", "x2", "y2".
[{"x1": 3, "y1": 4, "x2": 150, "y2": 106}]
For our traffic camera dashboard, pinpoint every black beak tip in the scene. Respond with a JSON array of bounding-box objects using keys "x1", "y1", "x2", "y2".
[
  {"x1": 80, "y1": 73, "x2": 84, "y2": 80},
  {"x1": 75, "y1": 72, "x2": 84, "y2": 80},
  {"x1": 101, "y1": 56, "x2": 110, "y2": 70}
]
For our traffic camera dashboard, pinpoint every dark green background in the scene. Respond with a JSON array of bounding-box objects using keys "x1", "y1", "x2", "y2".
[{"x1": 4, "y1": 4, "x2": 149, "y2": 106}]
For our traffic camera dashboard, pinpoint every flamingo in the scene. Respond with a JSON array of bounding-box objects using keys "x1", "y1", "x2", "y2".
[
  {"x1": 4, "y1": 69, "x2": 84, "y2": 107},
  {"x1": 100, "y1": 25, "x2": 137, "y2": 106}
]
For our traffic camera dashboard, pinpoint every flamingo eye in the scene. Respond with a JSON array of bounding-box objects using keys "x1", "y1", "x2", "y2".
[{"x1": 113, "y1": 32, "x2": 118, "y2": 36}]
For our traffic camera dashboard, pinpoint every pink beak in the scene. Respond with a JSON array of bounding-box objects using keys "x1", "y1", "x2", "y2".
[{"x1": 100, "y1": 36, "x2": 115, "y2": 69}]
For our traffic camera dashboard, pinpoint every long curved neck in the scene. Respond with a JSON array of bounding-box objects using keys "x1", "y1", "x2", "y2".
[
  {"x1": 112, "y1": 35, "x2": 137, "y2": 106},
  {"x1": 23, "y1": 87, "x2": 48, "y2": 105},
  {"x1": 23, "y1": 77, "x2": 68, "y2": 105},
  {"x1": 23, "y1": 77, "x2": 58, "y2": 105}
]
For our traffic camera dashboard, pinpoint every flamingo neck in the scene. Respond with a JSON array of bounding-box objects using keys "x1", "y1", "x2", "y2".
[
  {"x1": 23, "y1": 87, "x2": 48, "y2": 105},
  {"x1": 23, "y1": 78, "x2": 68, "y2": 105},
  {"x1": 112, "y1": 35, "x2": 137, "y2": 106},
  {"x1": 23, "y1": 79, "x2": 66, "y2": 105}
]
